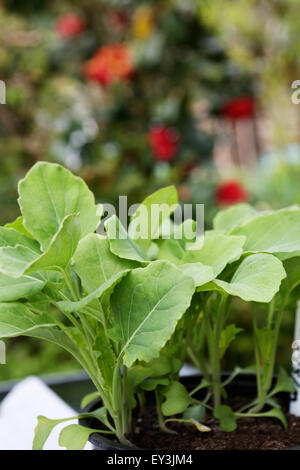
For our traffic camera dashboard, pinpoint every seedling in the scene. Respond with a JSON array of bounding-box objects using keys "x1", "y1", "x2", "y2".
[{"x1": 0, "y1": 163, "x2": 298, "y2": 447}]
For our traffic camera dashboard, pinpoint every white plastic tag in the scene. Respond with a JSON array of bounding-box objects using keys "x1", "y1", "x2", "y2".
[{"x1": 290, "y1": 301, "x2": 300, "y2": 416}]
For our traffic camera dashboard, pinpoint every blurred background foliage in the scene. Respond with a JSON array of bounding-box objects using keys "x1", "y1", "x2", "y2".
[{"x1": 0, "y1": 0, "x2": 299, "y2": 381}]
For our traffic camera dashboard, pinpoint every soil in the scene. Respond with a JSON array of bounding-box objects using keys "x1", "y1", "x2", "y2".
[
  {"x1": 131, "y1": 402, "x2": 300, "y2": 450},
  {"x1": 83, "y1": 377, "x2": 300, "y2": 450}
]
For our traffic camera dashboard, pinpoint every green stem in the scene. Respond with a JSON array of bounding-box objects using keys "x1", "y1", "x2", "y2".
[
  {"x1": 155, "y1": 390, "x2": 177, "y2": 435},
  {"x1": 204, "y1": 294, "x2": 227, "y2": 408}
]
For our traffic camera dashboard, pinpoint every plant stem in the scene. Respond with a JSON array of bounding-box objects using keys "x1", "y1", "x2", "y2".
[
  {"x1": 204, "y1": 293, "x2": 227, "y2": 408},
  {"x1": 155, "y1": 390, "x2": 177, "y2": 435}
]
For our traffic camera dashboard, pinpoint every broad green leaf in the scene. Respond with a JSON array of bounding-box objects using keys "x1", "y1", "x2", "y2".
[
  {"x1": 110, "y1": 260, "x2": 195, "y2": 367},
  {"x1": 182, "y1": 233, "x2": 246, "y2": 276},
  {"x1": 0, "y1": 226, "x2": 40, "y2": 252},
  {"x1": 105, "y1": 216, "x2": 148, "y2": 262},
  {"x1": 129, "y1": 185, "x2": 178, "y2": 248},
  {"x1": 158, "y1": 238, "x2": 186, "y2": 264},
  {"x1": 232, "y1": 207, "x2": 300, "y2": 254},
  {"x1": 0, "y1": 272, "x2": 46, "y2": 302},
  {"x1": 214, "y1": 254, "x2": 286, "y2": 302},
  {"x1": 25, "y1": 214, "x2": 81, "y2": 274},
  {"x1": 34, "y1": 408, "x2": 112, "y2": 450},
  {"x1": 179, "y1": 263, "x2": 215, "y2": 287},
  {"x1": 58, "y1": 424, "x2": 96, "y2": 450},
  {"x1": 0, "y1": 245, "x2": 37, "y2": 278},
  {"x1": 5, "y1": 216, "x2": 34, "y2": 238},
  {"x1": 0, "y1": 214, "x2": 81, "y2": 278},
  {"x1": 0, "y1": 303, "x2": 55, "y2": 338},
  {"x1": 73, "y1": 234, "x2": 138, "y2": 293},
  {"x1": 269, "y1": 367, "x2": 296, "y2": 397},
  {"x1": 18, "y1": 162, "x2": 100, "y2": 250},
  {"x1": 213, "y1": 204, "x2": 257, "y2": 233},
  {"x1": 58, "y1": 270, "x2": 129, "y2": 313},
  {"x1": 219, "y1": 324, "x2": 243, "y2": 358},
  {"x1": 161, "y1": 381, "x2": 191, "y2": 416},
  {"x1": 214, "y1": 405, "x2": 237, "y2": 432},
  {"x1": 33, "y1": 416, "x2": 70, "y2": 450}
]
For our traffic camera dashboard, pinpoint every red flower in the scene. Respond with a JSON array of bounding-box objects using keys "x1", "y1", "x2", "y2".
[
  {"x1": 84, "y1": 44, "x2": 133, "y2": 86},
  {"x1": 55, "y1": 13, "x2": 85, "y2": 39},
  {"x1": 216, "y1": 180, "x2": 248, "y2": 206},
  {"x1": 221, "y1": 96, "x2": 255, "y2": 120},
  {"x1": 149, "y1": 125, "x2": 179, "y2": 161}
]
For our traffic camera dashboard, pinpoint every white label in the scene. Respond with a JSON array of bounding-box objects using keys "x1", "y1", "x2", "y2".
[
  {"x1": 0, "y1": 340, "x2": 6, "y2": 364},
  {"x1": 0, "y1": 80, "x2": 6, "y2": 104},
  {"x1": 290, "y1": 302, "x2": 300, "y2": 416}
]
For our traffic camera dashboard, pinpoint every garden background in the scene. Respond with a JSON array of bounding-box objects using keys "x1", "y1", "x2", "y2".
[{"x1": 1, "y1": 0, "x2": 300, "y2": 382}]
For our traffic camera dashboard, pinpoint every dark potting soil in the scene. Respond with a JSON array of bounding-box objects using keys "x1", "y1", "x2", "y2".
[{"x1": 131, "y1": 402, "x2": 300, "y2": 450}]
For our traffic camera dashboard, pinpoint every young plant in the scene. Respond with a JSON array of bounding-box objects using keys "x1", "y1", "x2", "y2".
[
  {"x1": 152, "y1": 204, "x2": 299, "y2": 430},
  {"x1": 0, "y1": 162, "x2": 197, "y2": 448},
  {"x1": 0, "y1": 165, "x2": 298, "y2": 446}
]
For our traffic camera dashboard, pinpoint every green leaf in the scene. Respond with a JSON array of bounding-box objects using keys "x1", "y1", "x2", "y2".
[
  {"x1": 25, "y1": 214, "x2": 81, "y2": 274},
  {"x1": 18, "y1": 162, "x2": 100, "y2": 251},
  {"x1": 279, "y1": 256, "x2": 300, "y2": 302},
  {"x1": 0, "y1": 245, "x2": 37, "y2": 277},
  {"x1": 0, "y1": 272, "x2": 46, "y2": 301},
  {"x1": 182, "y1": 233, "x2": 245, "y2": 276},
  {"x1": 158, "y1": 238, "x2": 186, "y2": 264},
  {"x1": 33, "y1": 415, "x2": 70, "y2": 450},
  {"x1": 5, "y1": 216, "x2": 35, "y2": 238},
  {"x1": 179, "y1": 263, "x2": 215, "y2": 287},
  {"x1": 0, "y1": 226, "x2": 40, "y2": 252},
  {"x1": 219, "y1": 324, "x2": 243, "y2": 358},
  {"x1": 81, "y1": 392, "x2": 101, "y2": 410},
  {"x1": 140, "y1": 377, "x2": 169, "y2": 391},
  {"x1": 158, "y1": 220, "x2": 198, "y2": 264},
  {"x1": 269, "y1": 367, "x2": 296, "y2": 396},
  {"x1": 213, "y1": 204, "x2": 257, "y2": 233},
  {"x1": 257, "y1": 407, "x2": 288, "y2": 430},
  {"x1": 214, "y1": 254, "x2": 286, "y2": 302},
  {"x1": 73, "y1": 234, "x2": 138, "y2": 293},
  {"x1": 58, "y1": 424, "x2": 95, "y2": 450},
  {"x1": 183, "y1": 404, "x2": 206, "y2": 422},
  {"x1": 161, "y1": 381, "x2": 191, "y2": 416},
  {"x1": 58, "y1": 270, "x2": 129, "y2": 313},
  {"x1": 129, "y1": 185, "x2": 178, "y2": 248},
  {"x1": 110, "y1": 260, "x2": 195, "y2": 367},
  {"x1": 128, "y1": 357, "x2": 175, "y2": 389},
  {"x1": 0, "y1": 303, "x2": 55, "y2": 338},
  {"x1": 105, "y1": 215, "x2": 148, "y2": 262},
  {"x1": 34, "y1": 409, "x2": 112, "y2": 450},
  {"x1": 92, "y1": 325, "x2": 116, "y2": 391},
  {"x1": 214, "y1": 405, "x2": 237, "y2": 432},
  {"x1": 0, "y1": 214, "x2": 81, "y2": 278},
  {"x1": 232, "y1": 207, "x2": 300, "y2": 254}
]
